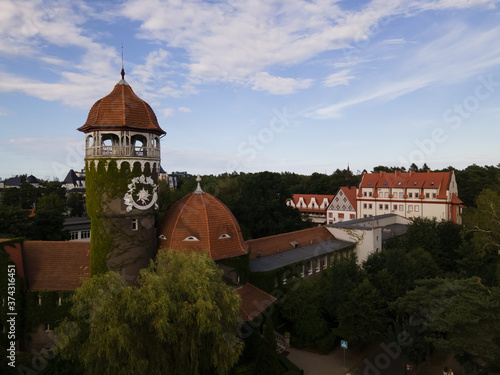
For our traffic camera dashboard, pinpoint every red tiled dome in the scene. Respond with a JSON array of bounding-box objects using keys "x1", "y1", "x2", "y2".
[
  {"x1": 78, "y1": 79, "x2": 166, "y2": 136},
  {"x1": 157, "y1": 192, "x2": 247, "y2": 261}
]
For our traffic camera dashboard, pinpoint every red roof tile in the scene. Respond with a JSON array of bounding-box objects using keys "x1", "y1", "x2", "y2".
[
  {"x1": 340, "y1": 186, "x2": 357, "y2": 207},
  {"x1": 22, "y1": 241, "x2": 90, "y2": 291},
  {"x1": 158, "y1": 192, "x2": 248, "y2": 261},
  {"x1": 246, "y1": 226, "x2": 335, "y2": 260},
  {"x1": 236, "y1": 283, "x2": 276, "y2": 322},
  {"x1": 78, "y1": 80, "x2": 165, "y2": 136},
  {"x1": 359, "y1": 171, "x2": 453, "y2": 199},
  {"x1": 290, "y1": 194, "x2": 335, "y2": 213},
  {"x1": 4, "y1": 242, "x2": 25, "y2": 278}
]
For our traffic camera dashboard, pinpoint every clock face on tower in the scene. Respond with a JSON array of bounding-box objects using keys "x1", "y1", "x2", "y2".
[{"x1": 123, "y1": 175, "x2": 158, "y2": 212}]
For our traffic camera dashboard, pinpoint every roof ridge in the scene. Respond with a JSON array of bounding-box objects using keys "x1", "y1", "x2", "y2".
[
  {"x1": 209, "y1": 194, "x2": 246, "y2": 254},
  {"x1": 199, "y1": 194, "x2": 213, "y2": 259}
]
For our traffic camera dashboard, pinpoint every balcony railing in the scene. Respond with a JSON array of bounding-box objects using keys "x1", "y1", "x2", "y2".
[{"x1": 85, "y1": 146, "x2": 160, "y2": 158}]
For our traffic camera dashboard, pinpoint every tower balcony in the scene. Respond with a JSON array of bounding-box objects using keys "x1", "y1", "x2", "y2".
[{"x1": 85, "y1": 145, "x2": 160, "y2": 159}]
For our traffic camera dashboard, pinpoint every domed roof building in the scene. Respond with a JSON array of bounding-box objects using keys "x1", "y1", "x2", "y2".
[{"x1": 158, "y1": 177, "x2": 247, "y2": 261}]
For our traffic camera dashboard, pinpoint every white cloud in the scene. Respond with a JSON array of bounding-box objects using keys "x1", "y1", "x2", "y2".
[
  {"x1": 252, "y1": 72, "x2": 313, "y2": 95},
  {"x1": 310, "y1": 23, "x2": 500, "y2": 118},
  {"x1": 160, "y1": 108, "x2": 175, "y2": 118},
  {"x1": 323, "y1": 70, "x2": 355, "y2": 87},
  {"x1": 178, "y1": 107, "x2": 191, "y2": 113}
]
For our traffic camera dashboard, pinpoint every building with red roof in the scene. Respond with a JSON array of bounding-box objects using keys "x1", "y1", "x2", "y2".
[
  {"x1": 326, "y1": 186, "x2": 358, "y2": 224},
  {"x1": 287, "y1": 194, "x2": 335, "y2": 224},
  {"x1": 357, "y1": 170, "x2": 463, "y2": 223}
]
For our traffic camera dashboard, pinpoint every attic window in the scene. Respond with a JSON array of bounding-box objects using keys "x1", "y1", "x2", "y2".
[
  {"x1": 398, "y1": 182, "x2": 402, "y2": 185},
  {"x1": 218, "y1": 234, "x2": 231, "y2": 239},
  {"x1": 384, "y1": 182, "x2": 387, "y2": 185},
  {"x1": 183, "y1": 236, "x2": 199, "y2": 241},
  {"x1": 368, "y1": 182, "x2": 372, "y2": 185},
  {"x1": 413, "y1": 182, "x2": 417, "y2": 185},
  {"x1": 430, "y1": 181, "x2": 435, "y2": 185}
]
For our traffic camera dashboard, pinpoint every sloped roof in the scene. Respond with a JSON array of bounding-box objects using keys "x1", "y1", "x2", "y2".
[
  {"x1": 4, "y1": 176, "x2": 22, "y2": 187},
  {"x1": 236, "y1": 283, "x2": 276, "y2": 322},
  {"x1": 358, "y1": 170, "x2": 452, "y2": 198},
  {"x1": 4, "y1": 242, "x2": 25, "y2": 278},
  {"x1": 290, "y1": 194, "x2": 335, "y2": 213},
  {"x1": 157, "y1": 192, "x2": 248, "y2": 261},
  {"x1": 328, "y1": 186, "x2": 357, "y2": 212},
  {"x1": 22, "y1": 241, "x2": 90, "y2": 291},
  {"x1": 78, "y1": 78, "x2": 165, "y2": 136},
  {"x1": 246, "y1": 226, "x2": 335, "y2": 260}
]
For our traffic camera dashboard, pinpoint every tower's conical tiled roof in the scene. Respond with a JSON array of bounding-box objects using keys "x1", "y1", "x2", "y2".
[{"x1": 78, "y1": 76, "x2": 165, "y2": 136}]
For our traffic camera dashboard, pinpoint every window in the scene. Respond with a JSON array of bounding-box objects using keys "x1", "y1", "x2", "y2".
[
  {"x1": 183, "y1": 236, "x2": 199, "y2": 241},
  {"x1": 399, "y1": 205, "x2": 404, "y2": 211},
  {"x1": 432, "y1": 193, "x2": 437, "y2": 199},
  {"x1": 338, "y1": 213, "x2": 344, "y2": 219},
  {"x1": 369, "y1": 192, "x2": 373, "y2": 197},
  {"x1": 408, "y1": 205, "x2": 413, "y2": 212},
  {"x1": 385, "y1": 204, "x2": 389, "y2": 210},
  {"x1": 350, "y1": 214, "x2": 355, "y2": 219},
  {"x1": 328, "y1": 212, "x2": 333, "y2": 218},
  {"x1": 369, "y1": 204, "x2": 373, "y2": 209},
  {"x1": 385, "y1": 192, "x2": 389, "y2": 198},
  {"x1": 44, "y1": 323, "x2": 51, "y2": 332},
  {"x1": 70, "y1": 231, "x2": 79, "y2": 240},
  {"x1": 399, "y1": 192, "x2": 403, "y2": 198},
  {"x1": 301, "y1": 265, "x2": 305, "y2": 278},
  {"x1": 415, "y1": 206, "x2": 419, "y2": 212},
  {"x1": 323, "y1": 255, "x2": 328, "y2": 270},
  {"x1": 409, "y1": 193, "x2": 413, "y2": 198},
  {"x1": 316, "y1": 259, "x2": 320, "y2": 273},
  {"x1": 57, "y1": 296, "x2": 62, "y2": 306},
  {"x1": 282, "y1": 274, "x2": 287, "y2": 285},
  {"x1": 131, "y1": 218, "x2": 138, "y2": 231},
  {"x1": 379, "y1": 204, "x2": 383, "y2": 209},
  {"x1": 308, "y1": 261, "x2": 313, "y2": 275},
  {"x1": 393, "y1": 205, "x2": 397, "y2": 211},
  {"x1": 364, "y1": 192, "x2": 367, "y2": 197},
  {"x1": 218, "y1": 234, "x2": 231, "y2": 239},
  {"x1": 81, "y1": 230, "x2": 90, "y2": 239},
  {"x1": 426, "y1": 193, "x2": 430, "y2": 198},
  {"x1": 363, "y1": 203, "x2": 367, "y2": 209}
]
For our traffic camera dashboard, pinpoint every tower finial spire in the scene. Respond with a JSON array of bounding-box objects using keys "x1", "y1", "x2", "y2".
[
  {"x1": 194, "y1": 175, "x2": 204, "y2": 194},
  {"x1": 121, "y1": 43, "x2": 125, "y2": 80}
]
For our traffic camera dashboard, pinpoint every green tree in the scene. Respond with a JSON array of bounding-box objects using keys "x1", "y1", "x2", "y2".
[
  {"x1": 57, "y1": 250, "x2": 243, "y2": 375},
  {"x1": 0, "y1": 205, "x2": 30, "y2": 237},
  {"x1": 67, "y1": 192, "x2": 86, "y2": 217},
  {"x1": 228, "y1": 172, "x2": 310, "y2": 239},
  {"x1": 393, "y1": 277, "x2": 500, "y2": 370},
  {"x1": 281, "y1": 279, "x2": 327, "y2": 343},
  {"x1": 28, "y1": 193, "x2": 69, "y2": 240},
  {"x1": 337, "y1": 278, "x2": 388, "y2": 348},
  {"x1": 254, "y1": 318, "x2": 281, "y2": 375},
  {"x1": 323, "y1": 253, "x2": 363, "y2": 321}
]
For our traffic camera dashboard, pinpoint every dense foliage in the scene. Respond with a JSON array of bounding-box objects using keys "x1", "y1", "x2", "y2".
[{"x1": 56, "y1": 250, "x2": 243, "y2": 375}]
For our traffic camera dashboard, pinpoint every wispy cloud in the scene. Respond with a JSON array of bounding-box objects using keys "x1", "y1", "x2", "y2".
[
  {"x1": 323, "y1": 69, "x2": 355, "y2": 87},
  {"x1": 252, "y1": 72, "x2": 313, "y2": 95},
  {"x1": 309, "y1": 23, "x2": 500, "y2": 118}
]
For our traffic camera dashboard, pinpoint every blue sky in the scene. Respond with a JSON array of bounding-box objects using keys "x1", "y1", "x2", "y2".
[{"x1": 1, "y1": 0, "x2": 500, "y2": 181}]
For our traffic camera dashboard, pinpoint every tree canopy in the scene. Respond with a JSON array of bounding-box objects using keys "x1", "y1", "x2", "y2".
[{"x1": 57, "y1": 250, "x2": 243, "y2": 375}]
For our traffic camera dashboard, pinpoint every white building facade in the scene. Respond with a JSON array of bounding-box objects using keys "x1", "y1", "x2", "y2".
[{"x1": 356, "y1": 170, "x2": 462, "y2": 224}]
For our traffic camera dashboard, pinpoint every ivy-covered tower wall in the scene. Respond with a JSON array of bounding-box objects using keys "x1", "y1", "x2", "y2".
[{"x1": 78, "y1": 73, "x2": 165, "y2": 283}]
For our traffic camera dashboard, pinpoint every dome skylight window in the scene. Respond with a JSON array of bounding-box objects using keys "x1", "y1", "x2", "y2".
[
  {"x1": 218, "y1": 234, "x2": 231, "y2": 239},
  {"x1": 183, "y1": 236, "x2": 199, "y2": 241}
]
